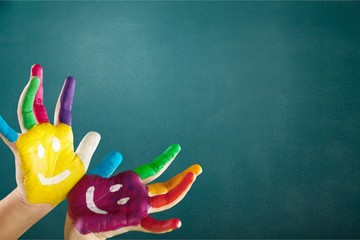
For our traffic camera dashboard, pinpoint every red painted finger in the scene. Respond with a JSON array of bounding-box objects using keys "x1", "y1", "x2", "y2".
[
  {"x1": 140, "y1": 215, "x2": 181, "y2": 233},
  {"x1": 150, "y1": 172, "x2": 195, "y2": 210},
  {"x1": 31, "y1": 64, "x2": 49, "y2": 123}
]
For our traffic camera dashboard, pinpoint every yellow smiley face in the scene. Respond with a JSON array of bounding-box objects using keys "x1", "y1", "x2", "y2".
[{"x1": 16, "y1": 123, "x2": 85, "y2": 205}]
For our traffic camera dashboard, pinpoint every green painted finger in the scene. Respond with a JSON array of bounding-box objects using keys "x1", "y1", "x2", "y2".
[
  {"x1": 22, "y1": 77, "x2": 40, "y2": 130},
  {"x1": 134, "y1": 144, "x2": 181, "y2": 180}
]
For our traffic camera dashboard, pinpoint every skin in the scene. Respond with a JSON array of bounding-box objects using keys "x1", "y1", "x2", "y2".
[
  {"x1": 0, "y1": 64, "x2": 203, "y2": 239},
  {"x1": 65, "y1": 144, "x2": 202, "y2": 240},
  {"x1": 0, "y1": 64, "x2": 100, "y2": 239}
]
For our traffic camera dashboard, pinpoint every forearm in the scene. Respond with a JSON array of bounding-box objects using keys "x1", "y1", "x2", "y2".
[{"x1": 0, "y1": 188, "x2": 54, "y2": 239}]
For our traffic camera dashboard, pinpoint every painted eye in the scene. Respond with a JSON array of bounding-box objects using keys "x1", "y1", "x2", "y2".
[
  {"x1": 38, "y1": 144, "x2": 45, "y2": 159},
  {"x1": 52, "y1": 137, "x2": 61, "y2": 152},
  {"x1": 109, "y1": 184, "x2": 123, "y2": 192},
  {"x1": 117, "y1": 197, "x2": 130, "y2": 205}
]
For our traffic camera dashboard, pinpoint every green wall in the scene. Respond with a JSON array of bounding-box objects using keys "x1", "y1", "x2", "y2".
[{"x1": 0, "y1": 1, "x2": 360, "y2": 239}]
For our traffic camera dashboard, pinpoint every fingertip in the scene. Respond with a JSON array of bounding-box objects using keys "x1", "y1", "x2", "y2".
[
  {"x1": 0, "y1": 115, "x2": 18, "y2": 143},
  {"x1": 109, "y1": 151, "x2": 123, "y2": 160},
  {"x1": 166, "y1": 218, "x2": 181, "y2": 231},
  {"x1": 166, "y1": 143, "x2": 181, "y2": 157},
  {"x1": 82, "y1": 131, "x2": 101, "y2": 151},
  {"x1": 76, "y1": 131, "x2": 101, "y2": 170},
  {"x1": 87, "y1": 131, "x2": 101, "y2": 144},
  {"x1": 106, "y1": 151, "x2": 123, "y2": 167},
  {"x1": 171, "y1": 143, "x2": 181, "y2": 152},
  {"x1": 66, "y1": 76, "x2": 76, "y2": 83},
  {"x1": 173, "y1": 218, "x2": 181, "y2": 229},
  {"x1": 30, "y1": 76, "x2": 40, "y2": 85},
  {"x1": 192, "y1": 164, "x2": 203, "y2": 176},
  {"x1": 31, "y1": 64, "x2": 43, "y2": 78},
  {"x1": 63, "y1": 76, "x2": 76, "y2": 94}
]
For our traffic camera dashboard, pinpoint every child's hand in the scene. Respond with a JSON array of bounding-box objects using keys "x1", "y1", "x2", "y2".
[
  {"x1": 65, "y1": 144, "x2": 202, "y2": 240},
  {"x1": 0, "y1": 64, "x2": 100, "y2": 206}
]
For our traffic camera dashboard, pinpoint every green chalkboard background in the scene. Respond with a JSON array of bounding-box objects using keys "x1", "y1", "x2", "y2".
[{"x1": 1, "y1": 1, "x2": 360, "y2": 239}]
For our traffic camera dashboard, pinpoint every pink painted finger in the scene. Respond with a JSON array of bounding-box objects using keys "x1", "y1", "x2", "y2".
[
  {"x1": 31, "y1": 64, "x2": 49, "y2": 123},
  {"x1": 140, "y1": 215, "x2": 181, "y2": 233}
]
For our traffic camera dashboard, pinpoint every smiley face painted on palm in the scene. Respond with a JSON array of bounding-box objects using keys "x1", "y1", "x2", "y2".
[
  {"x1": 66, "y1": 145, "x2": 202, "y2": 236},
  {"x1": 9, "y1": 72, "x2": 90, "y2": 205},
  {"x1": 68, "y1": 171, "x2": 149, "y2": 234},
  {"x1": 16, "y1": 123, "x2": 85, "y2": 204},
  {"x1": 0, "y1": 65, "x2": 100, "y2": 206}
]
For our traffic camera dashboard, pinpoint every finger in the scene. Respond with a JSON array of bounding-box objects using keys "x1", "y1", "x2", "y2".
[
  {"x1": 88, "y1": 151, "x2": 123, "y2": 178},
  {"x1": 17, "y1": 75, "x2": 30, "y2": 132},
  {"x1": 75, "y1": 132, "x2": 101, "y2": 171},
  {"x1": 31, "y1": 64, "x2": 49, "y2": 123},
  {"x1": 140, "y1": 215, "x2": 181, "y2": 233},
  {"x1": 133, "y1": 144, "x2": 181, "y2": 184},
  {"x1": 147, "y1": 164, "x2": 202, "y2": 196},
  {"x1": 149, "y1": 172, "x2": 195, "y2": 213},
  {"x1": 0, "y1": 115, "x2": 18, "y2": 143},
  {"x1": 20, "y1": 76, "x2": 40, "y2": 131},
  {"x1": 54, "y1": 76, "x2": 75, "y2": 126}
]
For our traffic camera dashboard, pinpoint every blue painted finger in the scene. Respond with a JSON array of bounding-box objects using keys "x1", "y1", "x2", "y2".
[
  {"x1": 88, "y1": 151, "x2": 123, "y2": 178},
  {"x1": 0, "y1": 115, "x2": 18, "y2": 143}
]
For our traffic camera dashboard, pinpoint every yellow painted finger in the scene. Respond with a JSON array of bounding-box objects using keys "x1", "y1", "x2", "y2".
[{"x1": 147, "y1": 164, "x2": 202, "y2": 196}]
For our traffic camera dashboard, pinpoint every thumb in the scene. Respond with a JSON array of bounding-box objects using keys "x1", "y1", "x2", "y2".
[{"x1": 75, "y1": 131, "x2": 101, "y2": 171}]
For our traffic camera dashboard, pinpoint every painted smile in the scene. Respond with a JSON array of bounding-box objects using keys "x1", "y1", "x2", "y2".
[
  {"x1": 85, "y1": 185, "x2": 130, "y2": 215},
  {"x1": 38, "y1": 170, "x2": 71, "y2": 185}
]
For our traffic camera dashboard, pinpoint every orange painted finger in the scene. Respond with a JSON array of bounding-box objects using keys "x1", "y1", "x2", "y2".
[
  {"x1": 147, "y1": 164, "x2": 202, "y2": 196},
  {"x1": 150, "y1": 172, "x2": 195, "y2": 212},
  {"x1": 140, "y1": 215, "x2": 181, "y2": 233}
]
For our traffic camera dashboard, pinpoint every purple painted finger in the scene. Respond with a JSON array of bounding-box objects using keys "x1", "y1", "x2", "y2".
[{"x1": 59, "y1": 76, "x2": 75, "y2": 126}]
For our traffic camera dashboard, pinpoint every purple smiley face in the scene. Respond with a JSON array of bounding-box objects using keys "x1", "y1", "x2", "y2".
[{"x1": 67, "y1": 171, "x2": 150, "y2": 234}]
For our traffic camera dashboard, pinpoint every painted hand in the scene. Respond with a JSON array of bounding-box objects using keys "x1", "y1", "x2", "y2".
[
  {"x1": 66, "y1": 144, "x2": 202, "y2": 239},
  {"x1": 0, "y1": 64, "x2": 100, "y2": 205}
]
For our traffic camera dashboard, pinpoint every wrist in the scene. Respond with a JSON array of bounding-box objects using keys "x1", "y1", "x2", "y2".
[
  {"x1": 12, "y1": 187, "x2": 54, "y2": 219},
  {"x1": 0, "y1": 188, "x2": 54, "y2": 239},
  {"x1": 65, "y1": 214, "x2": 103, "y2": 240}
]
